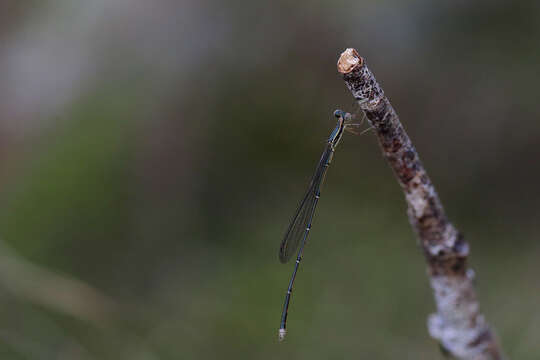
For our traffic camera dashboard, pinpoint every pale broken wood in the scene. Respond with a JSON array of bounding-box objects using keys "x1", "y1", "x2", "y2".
[{"x1": 338, "y1": 48, "x2": 504, "y2": 360}]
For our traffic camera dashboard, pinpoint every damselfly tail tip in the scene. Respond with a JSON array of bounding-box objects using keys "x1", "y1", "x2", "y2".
[{"x1": 278, "y1": 328, "x2": 287, "y2": 342}]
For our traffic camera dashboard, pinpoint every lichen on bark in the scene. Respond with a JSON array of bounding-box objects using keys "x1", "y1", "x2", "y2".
[{"x1": 337, "y1": 48, "x2": 504, "y2": 360}]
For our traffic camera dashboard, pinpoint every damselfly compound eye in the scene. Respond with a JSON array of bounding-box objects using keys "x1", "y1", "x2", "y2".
[{"x1": 333, "y1": 109, "x2": 344, "y2": 118}]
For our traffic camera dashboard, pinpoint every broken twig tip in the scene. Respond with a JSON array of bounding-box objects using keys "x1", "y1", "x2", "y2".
[{"x1": 337, "y1": 48, "x2": 363, "y2": 74}]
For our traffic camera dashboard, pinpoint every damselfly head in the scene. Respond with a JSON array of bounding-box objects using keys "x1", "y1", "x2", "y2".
[
  {"x1": 333, "y1": 109, "x2": 345, "y2": 119},
  {"x1": 333, "y1": 109, "x2": 353, "y2": 123}
]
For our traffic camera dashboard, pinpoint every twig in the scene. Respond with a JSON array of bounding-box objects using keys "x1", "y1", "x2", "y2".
[{"x1": 337, "y1": 48, "x2": 504, "y2": 360}]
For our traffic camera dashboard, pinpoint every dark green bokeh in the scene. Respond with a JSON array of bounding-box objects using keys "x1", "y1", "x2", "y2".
[{"x1": 0, "y1": 1, "x2": 539, "y2": 359}]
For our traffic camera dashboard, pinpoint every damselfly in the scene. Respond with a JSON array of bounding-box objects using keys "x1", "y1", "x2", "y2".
[{"x1": 278, "y1": 109, "x2": 358, "y2": 341}]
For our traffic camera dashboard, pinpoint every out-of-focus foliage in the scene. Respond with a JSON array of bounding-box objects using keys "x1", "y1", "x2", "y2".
[{"x1": 0, "y1": 1, "x2": 539, "y2": 359}]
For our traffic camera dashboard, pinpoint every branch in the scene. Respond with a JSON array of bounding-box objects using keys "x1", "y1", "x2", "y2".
[{"x1": 337, "y1": 48, "x2": 504, "y2": 360}]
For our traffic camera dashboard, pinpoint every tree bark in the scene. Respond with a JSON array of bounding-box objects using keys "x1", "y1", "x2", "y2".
[{"x1": 337, "y1": 48, "x2": 504, "y2": 360}]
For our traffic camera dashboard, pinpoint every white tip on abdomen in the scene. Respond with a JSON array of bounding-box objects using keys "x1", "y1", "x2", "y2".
[{"x1": 278, "y1": 328, "x2": 287, "y2": 342}]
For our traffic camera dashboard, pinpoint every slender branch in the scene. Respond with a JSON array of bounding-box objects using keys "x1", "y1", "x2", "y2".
[{"x1": 337, "y1": 48, "x2": 504, "y2": 360}]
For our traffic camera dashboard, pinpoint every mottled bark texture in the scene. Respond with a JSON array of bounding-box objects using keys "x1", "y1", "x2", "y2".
[{"x1": 337, "y1": 48, "x2": 503, "y2": 360}]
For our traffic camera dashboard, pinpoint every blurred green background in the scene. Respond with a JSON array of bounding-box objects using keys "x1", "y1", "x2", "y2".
[{"x1": 1, "y1": 1, "x2": 539, "y2": 359}]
